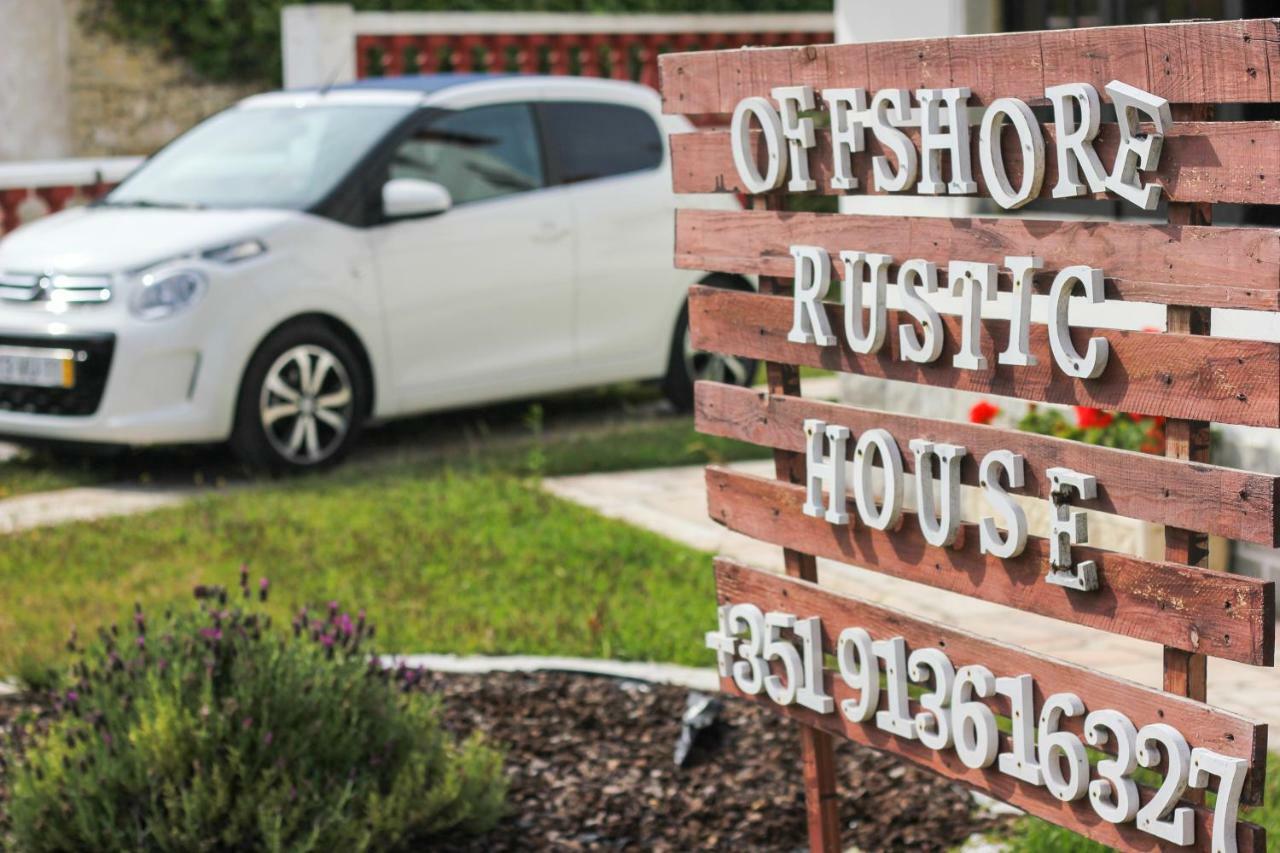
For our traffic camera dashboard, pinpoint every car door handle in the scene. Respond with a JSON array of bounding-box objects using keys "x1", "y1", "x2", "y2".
[{"x1": 533, "y1": 222, "x2": 570, "y2": 242}]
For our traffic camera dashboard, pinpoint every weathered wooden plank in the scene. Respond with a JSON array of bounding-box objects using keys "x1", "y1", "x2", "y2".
[
  {"x1": 754, "y1": 192, "x2": 842, "y2": 853},
  {"x1": 713, "y1": 558, "x2": 1269, "y2": 824},
  {"x1": 704, "y1": 464, "x2": 1274, "y2": 667},
  {"x1": 686, "y1": 286, "x2": 1280, "y2": 428},
  {"x1": 1143, "y1": 18, "x2": 1276, "y2": 105},
  {"x1": 695, "y1": 382, "x2": 1280, "y2": 547},
  {"x1": 1163, "y1": 102, "x2": 1217, "y2": 712},
  {"x1": 669, "y1": 120, "x2": 1280, "y2": 205},
  {"x1": 676, "y1": 208, "x2": 1280, "y2": 311},
  {"x1": 659, "y1": 18, "x2": 1280, "y2": 113}
]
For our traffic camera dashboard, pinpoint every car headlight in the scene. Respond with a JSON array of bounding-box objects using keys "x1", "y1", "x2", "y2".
[
  {"x1": 203, "y1": 239, "x2": 267, "y2": 264},
  {"x1": 130, "y1": 269, "x2": 207, "y2": 320}
]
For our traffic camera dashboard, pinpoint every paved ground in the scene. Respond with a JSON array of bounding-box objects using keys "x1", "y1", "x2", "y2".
[
  {"x1": 545, "y1": 460, "x2": 1280, "y2": 739},
  {"x1": 0, "y1": 482, "x2": 206, "y2": 532}
]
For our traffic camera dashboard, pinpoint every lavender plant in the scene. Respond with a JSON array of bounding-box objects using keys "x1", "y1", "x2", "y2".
[{"x1": 3, "y1": 569, "x2": 505, "y2": 851}]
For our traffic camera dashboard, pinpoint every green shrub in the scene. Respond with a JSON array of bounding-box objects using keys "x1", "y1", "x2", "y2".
[{"x1": 3, "y1": 571, "x2": 505, "y2": 852}]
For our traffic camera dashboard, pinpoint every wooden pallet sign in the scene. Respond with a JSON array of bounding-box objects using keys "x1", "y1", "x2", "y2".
[{"x1": 659, "y1": 18, "x2": 1280, "y2": 853}]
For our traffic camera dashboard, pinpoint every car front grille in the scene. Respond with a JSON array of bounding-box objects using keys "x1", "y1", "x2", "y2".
[
  {"x1": 0, "y1": 272, "x2": 112, "y2": 304},
  {"x1": 0, "y1": 333, "x2": 115, "y2": 416}
]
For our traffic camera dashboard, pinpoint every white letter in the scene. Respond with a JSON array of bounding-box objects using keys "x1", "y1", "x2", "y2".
[
  {"x1": 949, "y1": 261, "x2": 998, "y2": 370},
  {"x1": 853, "y1": 428, "x2": 903, "y2": 530},
  {"x1": 1045, "y1": 82, "x2": 1107, "y2": 198},
  {"x1": 730, "y1": 96, "x2": 788, "y2": 194},
  {"x1": 1000, "y1": 256, "x2": 1042, "y2": 367},
  {"x1": 869, "y1": 89, "x2": 918, "y2": 193},
  {"x1": 917, "y1": 87, "x2": 976, "y2": 195},
  {"x1": 979, "y1": 450, "x2": 1028, "y2": 559},
  {"x1": 772, "y1": 85, "x2": 818, "y2": 192},
  {"x1": 898, "y1": 259, "x2": 943, "y2": 364},
  {"x1": 1104, "y1": 80, "x2": 1172, "y2": 211},
  {"x1": 787, "y1": 245, "x2": 836, "y2": 346},
  {"x1": 823, "y1": 88, "x2": 867, "y2": 191},
  {"x1": 910, "y1": 440, "x2": 966, "y2": 547},
  {"x1": 1049, "y1": 266, "x2": 1109, "y2": 379},
  {"x1": 839, "y1": 251, "x2": 891, "y2": 354},
  {"x1": 803, "y1": 419, "x2": 850, "y2": 525},
  {"x1": 978, "y1": 97, "x2": 1044, "y2": 209},
  {"x1": 1046, "y1": 466, "x2": 1098, "y2": 592}
]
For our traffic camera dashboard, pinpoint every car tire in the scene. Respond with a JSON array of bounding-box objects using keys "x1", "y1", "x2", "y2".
[
  {"x1": 662, "y1": 274, "x2": 758, "y2": 413},
  {"x1": 230, "y1": 321, "x2": 366, "y2": 472}
]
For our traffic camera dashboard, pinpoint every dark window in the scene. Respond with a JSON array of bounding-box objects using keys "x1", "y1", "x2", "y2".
[
  {"x1": 389, "y1": 103, "x2": 543, "y2": 206},
  {"x1": 541, "y1": 101, "x2": 664, "y2": 185}
]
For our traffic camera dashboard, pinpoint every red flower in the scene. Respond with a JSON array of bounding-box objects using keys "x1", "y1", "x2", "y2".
[
  {"x1": 1074, "y1": 407, "x2": 1114, "y2": 429},
  {"x1": 969, "y1": 401, "x2": 1000, "y2": 425}
]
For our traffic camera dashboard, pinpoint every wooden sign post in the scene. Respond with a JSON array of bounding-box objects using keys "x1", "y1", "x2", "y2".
[{"x1": 659, "y1": 18, "x2": 1280, "y2": 851}]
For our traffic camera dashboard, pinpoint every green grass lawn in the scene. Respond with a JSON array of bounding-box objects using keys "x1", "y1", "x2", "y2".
[
  {"x1": 6, "y1": 393, "x2": 1279, "y2": 852},
  {"x1": 0, "y1": 414, "x2": 767, "y2": 684}
]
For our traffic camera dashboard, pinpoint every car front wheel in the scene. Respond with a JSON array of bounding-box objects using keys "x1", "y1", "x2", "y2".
[
  {"x1": 662, "y1": 275, "x2": 757, "y2": 412},
  {"x1": 231, "y1": 322, "x2": 366, "y2": 471}
]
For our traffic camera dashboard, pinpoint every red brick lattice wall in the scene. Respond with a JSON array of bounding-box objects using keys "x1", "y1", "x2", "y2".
[
  {"x1": 0, "y1": 183, "x2": 115, "y2": 236},
  {"x1": 355, "y1": 31, "x2": 831, "y2": 89}
]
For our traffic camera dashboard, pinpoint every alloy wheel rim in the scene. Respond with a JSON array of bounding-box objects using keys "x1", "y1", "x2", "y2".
[
  {"x1": 259, "y1": 344, "x2": 354, "y2": 465},
  {"x1": 683, "y1": 327, "x2": 750, "y2": 385}
]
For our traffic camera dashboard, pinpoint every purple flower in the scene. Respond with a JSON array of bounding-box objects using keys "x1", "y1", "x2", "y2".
[
  {"x1": 136, "y1": 636, "x2": 146, "y2": 650},
  {"x1": 199, "y1": 627, "x2": 222, "y2": 642},
  {"x1": 242, "y1": 717, "x2": 253, "y2": 730},
  {"x1": 336, "y1": 614, "x2": 354, "y2": 637},
  {"x1": 320, "y1": 633, "x2": 335, "y2": 649},
  {"x1": 263, "y1": 731, "x2": 274, "y2": 746},
  {"x1": 259, "y1": 578, "x2": 270, "y2": 602},
  {"x1": 65, "y1": 690, "x2": 79, "y2": 704},
  {"x1": 101, "y1": 732, "x2": 112, "y2": 746}
]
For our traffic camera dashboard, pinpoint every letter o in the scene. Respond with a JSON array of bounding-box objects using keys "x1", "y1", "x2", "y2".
[
  {"x1": 853, "y1": 428, "x2": 904, "y2": 530},
  {"x1": 730, "y1": 97, "x2": 789, "y2": 194},
  {"x1": 978, "y1": 98, "x2": 1045, "y2": 209}
]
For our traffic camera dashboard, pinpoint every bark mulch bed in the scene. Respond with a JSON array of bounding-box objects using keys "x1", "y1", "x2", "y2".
[
  {"x1": 430, "y1": 670, "x2": 1001, "y2": 852},
  {"x1": 0, "y1": 670, "x2": 1005, "y2": 851}
]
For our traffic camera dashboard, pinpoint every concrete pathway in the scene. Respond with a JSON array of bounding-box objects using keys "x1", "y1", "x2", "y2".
[
  {"x1": 545, "y1": 460, "x2": 1280, "y2": 740},
  {"x1": 0, "y1": 483, "x2": 208, "y2": 532}
]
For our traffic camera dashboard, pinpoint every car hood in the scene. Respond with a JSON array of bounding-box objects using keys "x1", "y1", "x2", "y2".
[{"x1": 0, "y1": 206, "x2": 301, "y2": 274}]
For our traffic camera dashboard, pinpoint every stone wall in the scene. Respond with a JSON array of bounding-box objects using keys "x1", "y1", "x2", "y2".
[{"x1": 65, "y1": 0, "x2": 266, "y2": 157}]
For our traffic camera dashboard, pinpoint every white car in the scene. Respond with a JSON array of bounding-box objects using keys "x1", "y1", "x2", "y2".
[{"x1": 0, "y1": 74, "x2": 755, "y2": 469}]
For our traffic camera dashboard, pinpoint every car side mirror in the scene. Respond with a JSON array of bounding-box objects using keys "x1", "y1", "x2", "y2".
[{"x1": 382, "y1": 178, "x2": 452, "y2": 220}]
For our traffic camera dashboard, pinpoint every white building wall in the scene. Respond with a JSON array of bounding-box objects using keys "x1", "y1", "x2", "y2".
[{"x1": 0, "y1": 0, "x2": 73, "y2": 160}]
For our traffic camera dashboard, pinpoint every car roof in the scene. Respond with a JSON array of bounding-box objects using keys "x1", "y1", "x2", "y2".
[
  {"x1": 241, "y1": 73, "x2": 659, "y2": 112},
  {"x1": 336, "y1": 73, "x2": 520, "y2": 94}
]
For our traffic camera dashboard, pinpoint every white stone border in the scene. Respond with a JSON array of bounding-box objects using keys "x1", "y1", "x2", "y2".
[
  {"x1": 0, "y1": 157, "x2": 142, "y2": 192},
  {"x1": 355, "y1": 11, "x2": 835, "y2": 35},
  {"x1": 381, "y1": 652, "x2": 720, "y2": 692}
]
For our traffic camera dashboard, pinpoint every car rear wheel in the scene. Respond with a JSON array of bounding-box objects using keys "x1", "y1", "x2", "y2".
[
  {"x1": 662, "y1": 275, "x2": 757, "y2": 412},
  {"x1": 231, "y1": 322, "x2": 366, "y2": 471}
]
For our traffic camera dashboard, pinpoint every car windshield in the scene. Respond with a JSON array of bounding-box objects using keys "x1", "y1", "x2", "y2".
[{"x1": 105, "y1": 103, "x2": 414, "y2": 210}]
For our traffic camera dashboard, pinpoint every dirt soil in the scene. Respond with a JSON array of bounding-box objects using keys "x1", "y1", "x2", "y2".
[{"x1": 429, "y1": 670, "x2": 1001, "y2": 852}]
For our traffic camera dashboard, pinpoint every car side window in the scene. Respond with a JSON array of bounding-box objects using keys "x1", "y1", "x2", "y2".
[
  {"x1": 540, "y1": 101, "x2": 663, "y2": 185},
  {"x1": 389, "y1": 103, "x2": 544, "y2": 206}
]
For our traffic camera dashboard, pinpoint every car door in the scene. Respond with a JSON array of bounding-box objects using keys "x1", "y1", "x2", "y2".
[
  {"x1": 537, "y1": 100, "x2": 675, "y2": 378},
  {"x1": 368, "y1": 101, "x2": 574, "y2": 411}
]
